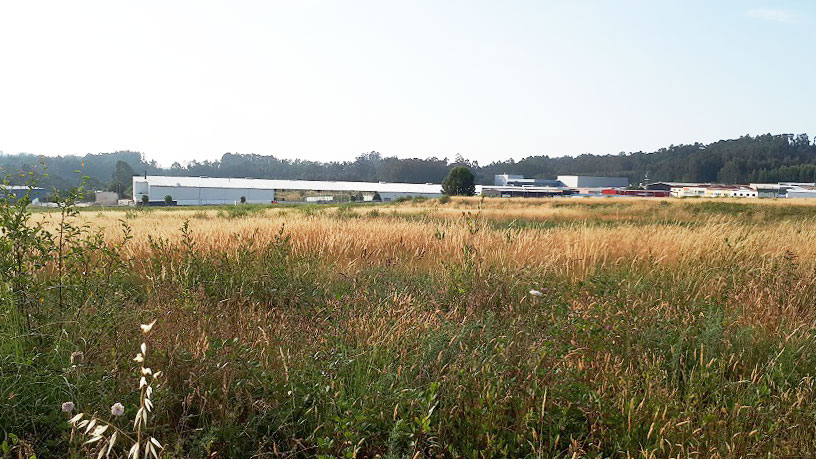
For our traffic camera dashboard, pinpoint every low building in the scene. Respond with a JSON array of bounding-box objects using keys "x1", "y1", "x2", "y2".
[
  {"x1": 645, "y1": 182, "x2": 705, "y2": 192},
  {"x1": 671, "y1": 185, "x2": 708, "y2": 198},
  {"x1": 602, "y1": 189, "x2": 670, "y2": 198},
  {"x1": 703, "y1": 186, "x2": 757, "y2": 198},
  {"x1": 95, "y1": 191, "x2": 119, "y2": 206},
  {"x1": 571, "y1": 187, "x2": 608, "y2": 197},
  {"x1": 132, "y1": 176, "x2": 443, "y2": 205},
  {"x1": 481, "y1": 185, "x2": 572, "y2": 198},
  {"x1": 557, "y1": 175, "x2": 628, "y2": 189},
  {"x1": 750, "y1": 183, "x2": 784, "y2": 198},
  {"x1": 493, "y1": 174, "x2": 564, "y2": 187},
  {"x1": 671, "y1": 185, "x2": 756, "y2": 198},
  {"x1": 785, "y1": 185, "x2": 816, "y2": 198},
  {"x1": 1, "y1": 185, "x2": 47, "y2": 203}
]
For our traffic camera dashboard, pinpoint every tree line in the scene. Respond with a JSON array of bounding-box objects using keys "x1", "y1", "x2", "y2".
[{"x1": 2, "y1": 133, "x2": 815, "y2": 197}]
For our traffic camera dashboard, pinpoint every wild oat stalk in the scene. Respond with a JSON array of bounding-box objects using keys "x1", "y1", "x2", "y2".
[
  {"x1": 130, "y1": 319, "x2": 163, "y2": 459},
  {"x1": 66, "y1": 319, "x2": 163, "y2": 459}
]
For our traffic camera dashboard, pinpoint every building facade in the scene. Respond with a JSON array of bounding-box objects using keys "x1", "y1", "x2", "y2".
[
  {"x1": 133, "y1": 176, "x2": 443, "y2": 205},
  {"x1": 557, "y1": 175, "x2": 628, "y2": 188}
]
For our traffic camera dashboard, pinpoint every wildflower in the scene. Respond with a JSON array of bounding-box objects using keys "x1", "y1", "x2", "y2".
[
  {"x1": 61, "y1": 401, "x2": 75, "y2": 412},
  {"x1": 529, "y1": 289, "x2": 544, "y2": 297},
  {"x1": 111, "y1": 402, "x2": 125, "y2": 417},
  {"x1": 70, "y1": 351, "x2": 84, "y2": 365}
]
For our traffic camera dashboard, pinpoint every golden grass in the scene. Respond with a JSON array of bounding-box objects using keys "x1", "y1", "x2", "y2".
[{"x1": 37, "y1": 198, "x2": 816, "y2": 280}]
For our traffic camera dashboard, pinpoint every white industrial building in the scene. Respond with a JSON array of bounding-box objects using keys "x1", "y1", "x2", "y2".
[
  {"x1": 132, "y1": 176, "x2": 443, "y2": 205},
  {"x1": 785, "y1": 185, "x2": 816, "y2": 198},
  {"x1": 493, "y1": 174, "x2": 628, "y2": 189},
  {"x1": 556, "y1": 175, "x2": 629, "y2": 188},
  {"x1": 493, "y1": 174, "x2": 564, "y2": 187}
]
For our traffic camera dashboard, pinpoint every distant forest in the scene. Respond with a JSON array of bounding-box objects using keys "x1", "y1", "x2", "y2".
[{"x1": 2, "y1": 133, "x2": 816, "y2": 197}]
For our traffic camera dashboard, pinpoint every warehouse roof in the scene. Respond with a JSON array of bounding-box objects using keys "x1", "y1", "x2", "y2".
[
  {"x1": 1, "y1": 185, "x2": 45, "y2": 190},
  {"x1": 136, "y1": 175, "x2": 443, "y2": 194},
  {"x1": 646, "y1": 182, "x2": 706, "y2": 187},
  {"x1": 481, "y1": 185, "x2": 567, "y2": 193}
]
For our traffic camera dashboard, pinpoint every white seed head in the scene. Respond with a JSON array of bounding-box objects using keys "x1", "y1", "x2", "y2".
[
  {"x1": 70, "y1": 351, "x2": 84, "y2": 364},
  {"x1": 529, "y1": 289, "x2": 544, "y2": 297},
  {"x1": 140, "y1": 320, "x2": 157, "y2": 334}
]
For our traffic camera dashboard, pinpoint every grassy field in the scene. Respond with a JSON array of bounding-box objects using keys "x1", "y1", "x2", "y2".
[{"x1": 4, "y1": 197, "x2": 816, "y2": 457}]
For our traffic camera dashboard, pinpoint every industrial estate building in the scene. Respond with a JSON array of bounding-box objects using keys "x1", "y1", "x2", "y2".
[
  {"x1": 127, "y1": 174, "x2": 816, "y2": 206},
  {"x1": 1, "y1": 185, "x2": 46, "y2": 202},
  {"x1": 557, "y1": 175, "x2": 629, "y2": 189},
  {"x1": 132, "y1": 176, "x2": 443, "y2": 205},
  {"x1": 646, "y1": 181, "x2": 815, "y2": 199},
  {"x1": 483, "y1": 174, "x2": 629, "y2": 198}
]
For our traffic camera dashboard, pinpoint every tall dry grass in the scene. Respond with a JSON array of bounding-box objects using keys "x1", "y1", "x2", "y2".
[
  {"x1": 8, "y1": 197, "x2": 816, "y2": 457},
  {"x1": 47, "y1": 198, "x2": 816, "y2": 276}
]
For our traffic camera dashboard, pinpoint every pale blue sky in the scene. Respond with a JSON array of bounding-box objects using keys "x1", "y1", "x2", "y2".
[{"x1": 0, "y1": 1, "x2": 813, "y2": 165}]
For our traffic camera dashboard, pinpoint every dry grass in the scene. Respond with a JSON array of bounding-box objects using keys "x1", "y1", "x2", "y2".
[
  {"x1": 8, "y1": 196, "x2": 816, "y2": 457},
  {"x1": 43, "y1": 198, "x2": 816, "y2": 276}
]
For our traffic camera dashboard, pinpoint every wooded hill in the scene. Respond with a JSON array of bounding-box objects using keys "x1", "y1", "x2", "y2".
[{"x1": 2, "y1": 133, "x2": 815, "y2": 196}]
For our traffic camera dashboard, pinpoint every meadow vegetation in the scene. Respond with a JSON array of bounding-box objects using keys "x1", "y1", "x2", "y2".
[{"x1": 4, "y1": 193, "x2": 816, "y2": 457}]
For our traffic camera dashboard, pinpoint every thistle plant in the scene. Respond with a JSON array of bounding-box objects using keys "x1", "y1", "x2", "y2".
[{"x1": 66, "y1": 320, "x2": 163, "y2": 458}]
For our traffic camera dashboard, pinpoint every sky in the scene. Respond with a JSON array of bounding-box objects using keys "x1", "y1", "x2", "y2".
[{"x1": 0, "y1": 0, "x2": 814, "y2": 166}]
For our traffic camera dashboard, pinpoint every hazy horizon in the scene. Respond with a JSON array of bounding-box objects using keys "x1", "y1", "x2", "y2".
[{"x1": 1, "y1": 1, "x2": 814, "y2": 166}]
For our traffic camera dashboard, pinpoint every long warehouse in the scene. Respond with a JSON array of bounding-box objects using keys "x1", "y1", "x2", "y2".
[{"x1": 132, "y1": 175, "x2": 443, "y2": 205}]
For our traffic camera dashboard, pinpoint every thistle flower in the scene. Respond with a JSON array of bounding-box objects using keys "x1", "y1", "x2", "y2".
[
  {"x1": 61, "y1": 401, "x2": 75, "y2": 412},
  {"x1": 111, "y1": 402, "x2": 125, "y2": 417}
]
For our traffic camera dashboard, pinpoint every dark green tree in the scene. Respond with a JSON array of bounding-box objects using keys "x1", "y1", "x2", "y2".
[
  {"x1": 442, "y1": 166, "x2": 475, "y2": 196},
  {"x1": 109, "y1": 160, "x2": 136, "y2": 197},
  {"x1": 164, "y1": 195, "x2": 173, "y2": 205}
]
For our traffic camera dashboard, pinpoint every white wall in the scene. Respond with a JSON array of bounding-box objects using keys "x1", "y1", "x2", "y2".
[
  {"x1": 557, "y1": 175, "x2": 628, "y2": 188},
  {"x1": 149, "y1": 185, "x2": 276, "y2": 205},
  {"x1": 132, "y1": 177, "x2": 441, "y2": 205},
  {"x1": 787, "y1": 190, "x2": 816, "y2": 198},
  {"x1": 95, "y1": 191, "x2": 119, "y2": 205}
]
